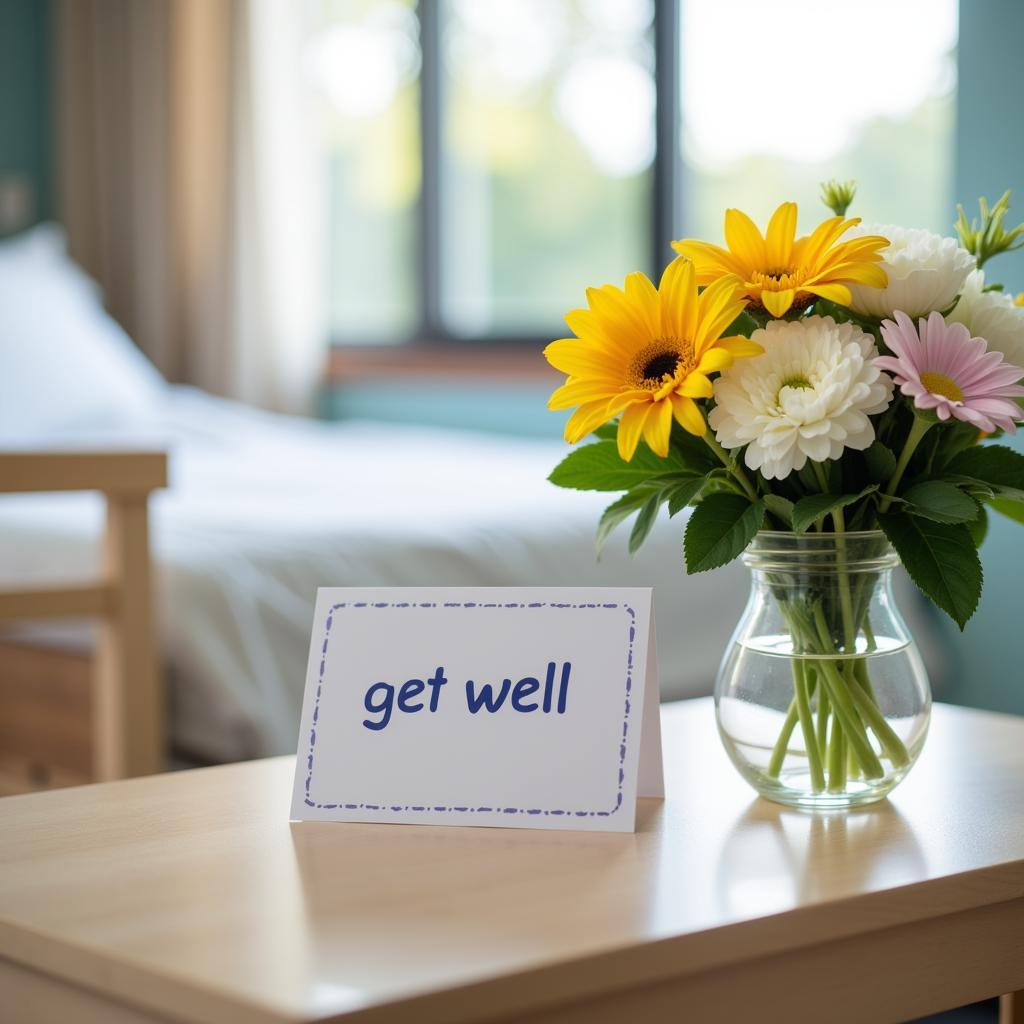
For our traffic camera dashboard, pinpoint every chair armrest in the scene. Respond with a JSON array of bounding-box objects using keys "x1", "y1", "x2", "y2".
[{"x1": 0, "y1": 452, "x2": 167, "y2": 495}]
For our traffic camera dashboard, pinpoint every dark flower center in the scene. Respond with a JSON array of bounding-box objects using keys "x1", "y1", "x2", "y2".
[
  {"x1": 641, "y1": 353, "x2": 681, "y2": 382},
  {"x1": 627, "y1": 338, "x2": 696, "y2": 391}
]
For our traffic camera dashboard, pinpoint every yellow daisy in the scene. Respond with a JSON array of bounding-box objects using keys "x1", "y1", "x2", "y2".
[
  {"x1": 545, "y1": 258, "x2": 761, "y2": 461},
  {"x1": 672, "y1": 202, "x2": 889, "y2": 319}
]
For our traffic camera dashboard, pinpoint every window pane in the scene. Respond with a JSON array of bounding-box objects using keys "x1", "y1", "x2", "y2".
[
  {"x1": 304, "y1": 0, "x2": 420, "y2": 343},
  {"x1": 441, "y1": 0, "x2": 655, "y2": 338},
  {"x1": 680, "y1": 0, "x2": 958, "y2": 240}
]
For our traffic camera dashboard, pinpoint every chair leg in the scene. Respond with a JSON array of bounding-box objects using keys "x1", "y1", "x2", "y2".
[
  {"x1": 93, "y1": 495, "x2": 164, "y2": 779},
  {"x1": 1002, "y1": 992, "x2": 1024, "y2": 1024}
]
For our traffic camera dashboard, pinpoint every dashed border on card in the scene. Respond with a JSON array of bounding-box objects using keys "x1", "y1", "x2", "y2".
[{"x1": 302, "y1": 601, "x2": 637, "y2": 818}]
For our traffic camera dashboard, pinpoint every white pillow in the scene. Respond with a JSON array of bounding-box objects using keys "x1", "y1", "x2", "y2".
[{"x1": 0, "y1": 224, "x2": 166, "y2": 442}]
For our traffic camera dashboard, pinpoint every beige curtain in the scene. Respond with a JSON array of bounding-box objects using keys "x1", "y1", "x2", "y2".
[{"x1": 55, "y1": 0, "x2": 324, "y2": 413}]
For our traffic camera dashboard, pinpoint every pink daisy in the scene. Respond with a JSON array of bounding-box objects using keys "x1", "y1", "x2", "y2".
[{"x1": 876, "y1": 310, "x2": 1024, "y2": 433}]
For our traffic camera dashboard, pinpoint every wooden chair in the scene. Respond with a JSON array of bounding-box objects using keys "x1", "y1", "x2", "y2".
[{"x1": 0, "y1": 452, "x2": 167, "y2": 792}]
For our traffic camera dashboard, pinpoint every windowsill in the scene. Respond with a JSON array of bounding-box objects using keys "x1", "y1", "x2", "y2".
[{"x1": 326, "y1": 344, "x2": 561, "y2": 384}]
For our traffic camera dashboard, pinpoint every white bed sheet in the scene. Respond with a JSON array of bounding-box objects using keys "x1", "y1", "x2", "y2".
[{"x1": 0, "y1": 388, "x2": 752, "y2": 762}]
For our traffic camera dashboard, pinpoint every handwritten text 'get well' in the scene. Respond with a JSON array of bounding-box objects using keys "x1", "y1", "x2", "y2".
[{"x1": 362, "y1": 662, "x2": 572, "y2": 731}]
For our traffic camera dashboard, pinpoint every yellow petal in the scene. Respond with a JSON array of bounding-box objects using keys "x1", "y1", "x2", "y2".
[
  {"x1": 677, "y1": 372, "x2": 714, "y2": 399},
  {"x1": 815, "y1": 261, "x2": 887, "y2": 289},
  {"x1": 544, "y1": 338, "x2": 622, "y2": 378},
  {"x1": 765, "y1": 202, "x2": 798, "y2": 269},
  {"x1": 623, "y1": 272, "x2": 661, "y2": 339},
  {"x1": 669, "y1": 393, "x2": 706, "y2": 437},
  {"x1": 607, "y1": 389, "x2": 653, "y2": 416},
  {"x1": 794, "y1": 215, "x2": 855, "y2": 268},
  {"x1": 814, "y1": 240, "x2": 889, "y2": 279},
  {"x1": 617, "y1": 400, "x2": 651, "y2": 461},
  {"x1": 548, "y1": 378, "x2": 621, "y2": 411},
  {"x1": 564, "y1": 308, "x2": 629, "y2": 356},
  {"x1": 564, "y1": 399, "x2": 617, "y2": 444},
  {"x1": 694, "y1": 275, "x2": 747, "y2": 351},
  {"x1": 760, "y1": 288, "x2": 795, "y2": 318},
  {"x1": 715, "y1": 335, "x2": 764, "y2": 358},
  {"x1": 642, "y1": 398, "x2": 674, "y2": 457},
  {"x1": 658, "y1": 256, "x2": 697, "y2": 343},
  {"x1": 671, "y1": 238, "x2": 749, "y2": 281},
  {"x1": 695, "y1": 349, "x2": 734, "y2": 375},
  {"x1": 724, "y1": 208, "x2": 766, "y2": 269},
  {"x1": 586, "y1": 284, "x2": 650, "y2": 350},
  {"x1": 805, "y1": 282, "x2": 852, "y2": 306}
]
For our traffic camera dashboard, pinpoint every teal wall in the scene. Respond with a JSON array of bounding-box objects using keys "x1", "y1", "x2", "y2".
[
  {"x1": 946, "y1": 0, "x2": 1024, "y2": 714},
  {"x1": 0, "y1": 0, "x2": 52, "y2": 227}
]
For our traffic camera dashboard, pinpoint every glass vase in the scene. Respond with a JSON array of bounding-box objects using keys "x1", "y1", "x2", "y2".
[{"x1": 714, "y1": 531, "x2": 931, "y2": 809}]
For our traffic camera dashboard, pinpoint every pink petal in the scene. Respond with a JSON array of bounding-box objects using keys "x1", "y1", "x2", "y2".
[
  {"x1": 953, "y1": 405, "x2": 996, "y2": 432},
  {"x1": 964, "y1": 396, "x2": 1024, "y2": 420},
  {"x1": 963, "y1": 364, "x2": 1024, "y2": 393},
  {"x1": 875, "y1": 355, "x2": 909, "y2": 377}
]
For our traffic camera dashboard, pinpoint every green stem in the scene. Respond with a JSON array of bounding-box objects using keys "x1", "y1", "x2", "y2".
[
  {"x1": 767, "y1": 698, "x2": 800, "y2": 778},
  {"x1": 702, "y1": 428, "x2": 760, "y2": 503},
  {"x1": 827, "y1": 715, "x2": 847, "y2": 792},
  {"x1": 810, "y1": 460, "x2": 830, "y2": 495},
  {"x1": 808, "y1": 606, "x2": 886, "y2": 778},
  {"x1": 815, "y1": 672, "x2": 830, "y2": 755},
  {"x1": 847, "y1": 742, "x2": 861, "y2": 779},
  {"x1": 830, "y1": 505, "x2": 857, "y2": 653},
  {"x1": 862, "y1": 617, "x2": 877, "y2": 654},
  {"x1": 847, "y1": 672, "x2": 911, "y2": 768},
  {"x1": 813, "y1": 655, "x2": 885, "y2": 779},
  {"x1": 792, "y1": 659, "x2": 826, "y2": 792},
  {"x1": 879, "y1": 416, "x2": 933, "y2": 513}
]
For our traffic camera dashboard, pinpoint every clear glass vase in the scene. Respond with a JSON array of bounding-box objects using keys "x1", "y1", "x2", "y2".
[{"x1": 714, "y1": 531, "x2": 931, "y2": 809}]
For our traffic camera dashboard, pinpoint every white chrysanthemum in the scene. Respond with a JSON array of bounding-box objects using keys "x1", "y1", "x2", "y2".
[
  {"x1": 709, "y1": 316, "x2": 893, "y2": 481},
  {"x1": 947, "y1": 268, "x2": 1024, "y2": 371},
  {"x1": 845, "y1": 224, "x2": 975, "y2": 319}
]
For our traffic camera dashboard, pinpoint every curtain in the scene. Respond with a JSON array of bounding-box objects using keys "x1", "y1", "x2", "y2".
[{"x1": 54, "y1": 0, "x2": 325, "y2": 413}]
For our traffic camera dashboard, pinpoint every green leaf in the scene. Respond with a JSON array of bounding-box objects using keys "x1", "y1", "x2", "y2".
[
  {"x1": 628, "y1": 492, "x2": 663, "y2": 554},
  {"x1": 967, "y1": 500, "x2": 989, "y2": 547},
  {"x1": 901, "y1": 480, "x2": 979, "y2": 524},
  {"x1": 791, "y1": 486, "x2": 878, "y2": 535},
  {"x1": 941, "y1": 474, "x2": 995, "y2": 498},
  {"x1": 989, "y1": 496, "x2": 1024, "y2": 525},
  {"x1": 762, "y1": 493, "x2": 795, "y2": 528},
  {"x1": 864, "y1": 441, "x2": 897, "y2": 484},
  {"x1": 878, "y1": 513, "x2": 983, "y2": 629},
  {"x1": 946, "y1": 445, "x2": 1024, "y2": 502},
  {"x1": 595, "y1": 489, "x2": 653, "y2": 556},
  {"x1": 549, "y1": 440, "x2": 686, "y2": 491},
  {"x1": 684, "y1": 494, "x2": 765, "y2": 574},
  {"x1": 668, "y1": 421, "x2": 720, "y2": 475},
  {"x1": 931, "y1": 421, "x2": 984, "y2": 468},
  {"x1": 667, "y1": 475, "x2": 708, "y2": 517},
  {"x1": 592, "y1": 423, "x2": 618, "y2": 441}
]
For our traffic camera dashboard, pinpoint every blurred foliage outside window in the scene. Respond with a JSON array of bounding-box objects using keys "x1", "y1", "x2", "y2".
[{"x1": 302, "y1": 0, "x2": 958, "y2": 345}]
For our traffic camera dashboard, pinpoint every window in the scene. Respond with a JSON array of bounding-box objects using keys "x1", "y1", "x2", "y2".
[{"x1": 303, "y1": 0, "x2": 958, "y2": 348}]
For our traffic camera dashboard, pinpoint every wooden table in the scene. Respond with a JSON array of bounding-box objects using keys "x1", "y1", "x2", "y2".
[{"x1": 2, "y1": 699, "x2": 1023, "y2": 1024}]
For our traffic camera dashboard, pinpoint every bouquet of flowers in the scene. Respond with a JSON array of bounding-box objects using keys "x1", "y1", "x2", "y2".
[{"x1": 545, "y1": 183, "x2": 1024, "y2": 805}]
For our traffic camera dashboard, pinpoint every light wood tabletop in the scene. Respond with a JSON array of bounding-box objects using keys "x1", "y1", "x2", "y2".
[{"x1": 1, "y1": 698, "x2": 1023, "y2": 1024}]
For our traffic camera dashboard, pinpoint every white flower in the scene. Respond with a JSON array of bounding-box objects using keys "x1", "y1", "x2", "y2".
[
  {"x1": 845, "y1": 224, "x2": 975, "y2": 319},
  {"x1": 946, "y1": 268, "x2": 1024, "y2": 371},
  {"x1": 709, "y1": 316, "x2": 893, "y2": 481}
]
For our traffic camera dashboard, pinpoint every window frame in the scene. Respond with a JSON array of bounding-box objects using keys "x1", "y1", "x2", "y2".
[{"x1": 330, "y1": 0, "x2": 681, "y2": 354}]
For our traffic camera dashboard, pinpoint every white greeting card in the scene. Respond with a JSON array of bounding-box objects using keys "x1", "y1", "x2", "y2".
[{"x1": 290, "y1": 587, "x2": 662, "y2": 832}]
